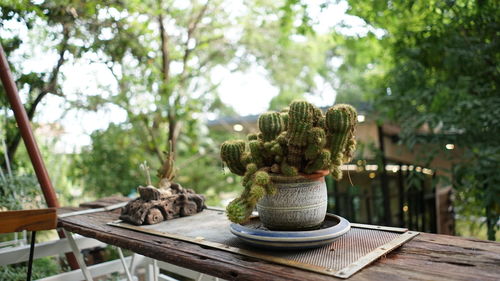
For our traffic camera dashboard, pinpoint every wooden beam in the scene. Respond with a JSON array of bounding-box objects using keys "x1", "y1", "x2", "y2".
[{"x1": 0, "y1": 209, "x2": 57, "y2": 233}]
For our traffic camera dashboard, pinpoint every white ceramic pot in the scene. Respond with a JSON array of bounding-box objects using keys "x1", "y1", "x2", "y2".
[{"x1": 256, "y1": 171, "x2": 328, "y2": 230}]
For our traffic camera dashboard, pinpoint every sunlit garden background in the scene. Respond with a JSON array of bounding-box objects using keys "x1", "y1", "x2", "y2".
[{"x1": 0, "y1": 0, "x2": 498, "y2": 279}]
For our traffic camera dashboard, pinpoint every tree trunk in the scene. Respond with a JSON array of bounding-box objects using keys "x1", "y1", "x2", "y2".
[
  {"x1": 158, "y1": 11, "x2": 179, "y2": 158},
  {"x1": 485, "y1": 203, "x2": 497, "y2": 241}
]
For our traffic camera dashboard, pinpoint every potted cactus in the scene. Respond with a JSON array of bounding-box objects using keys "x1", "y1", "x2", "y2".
[{"x1": 220, "y1": 100, "x2": 357, "y2": 230}]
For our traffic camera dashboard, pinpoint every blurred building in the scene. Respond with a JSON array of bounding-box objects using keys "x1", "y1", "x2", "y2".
[{"x1": 208, "y1": 105, "x2": 456, "y2": 235}]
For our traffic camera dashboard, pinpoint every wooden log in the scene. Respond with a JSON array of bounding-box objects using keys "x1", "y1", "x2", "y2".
[{"x1": 0, "y1": 208, "x2": 57, "y2": 233}]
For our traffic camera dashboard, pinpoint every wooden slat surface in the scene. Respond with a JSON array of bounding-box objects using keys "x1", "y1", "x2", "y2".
[
  {"x1": 0, "y1": 208, "x2": 57, "y2": 233},
  {"x1": 57, "y1": 197, "x2": 500, "y2": 281}
]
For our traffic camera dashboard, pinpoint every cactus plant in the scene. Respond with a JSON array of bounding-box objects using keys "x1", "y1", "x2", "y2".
[{"x1": 221, "y1": 100, "x2": 357, "y2": 223}]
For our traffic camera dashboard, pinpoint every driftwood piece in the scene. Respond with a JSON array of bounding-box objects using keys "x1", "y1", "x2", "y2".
[
  {"x1": 120, "y1": 184, "x2": 206, "y2": 225},
  {"x1": 146, "y1": 208, "x2": 164, "y2": 225},
  {"x1": 138, "y1": 185, "x2": 172, "y2": 200}
]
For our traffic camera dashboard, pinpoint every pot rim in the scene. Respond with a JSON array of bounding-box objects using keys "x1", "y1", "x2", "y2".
[{"x1": 269, "y1": 169, "x2": 329, "y2": 183}]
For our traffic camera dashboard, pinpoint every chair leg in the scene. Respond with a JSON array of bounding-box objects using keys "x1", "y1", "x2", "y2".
[
  {"x1": 63, "y1": 229, "x2": 93, "y2": 281},
  {"x1": 145, "y1": 258, "x2": 159, "y2": 281},
  {"x1": 26, "y1": 231, "x2": 36, "y2": 281},
  {"x1": 129, "y1": 253, "x2": 136, "y2": 273},
  {"x1": 116, "y1": 246, "x2": 134, "y2": 281},
  {"x1": 153, "y1": 259, "x2": 159, "y2": 281}
]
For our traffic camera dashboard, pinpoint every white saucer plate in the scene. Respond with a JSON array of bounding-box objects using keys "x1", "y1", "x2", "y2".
[{"x1": 230, "y1": 213, "x2": 350, "y2": 250}]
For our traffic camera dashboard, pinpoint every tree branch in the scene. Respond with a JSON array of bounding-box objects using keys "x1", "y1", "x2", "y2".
[
  {"x1": 26, "y1": 25, "x2": 70, "y2": 119},
  {"x1": 181, "y1": 0, "x2": 210, "y2": 78},
  {"x1": 159, "y1": 13, "x2": 170, "y2": 84}
]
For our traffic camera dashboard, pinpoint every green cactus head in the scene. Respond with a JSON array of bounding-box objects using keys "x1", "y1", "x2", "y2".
[
  {"x1": 226, "y1": 198, "x2": 252, "y2": 223},
  {"x1": 258, "y1": 112, "x2": 283, "y2": 141},
  {"x1": 325, "y1": 104, "x2": 357, "y2": 134},
  {"x1": 220, "y1": 140, "x2": 246, "y2": 176},
  {"x1": 247, "y1": 133, "x2": 258, "y2": 141},
  {"x1": 308, "y1": 127, "x2": 326, "y2": 146},
  {"x1": 325, "y1": 104, "x2": 358, "y2": 180},
  {"x1": 287, "y1": 100, "x2": 316, "y2": 146},
  {"x1": 254, "y1": 171, "x2": 270, "y2": 185}
]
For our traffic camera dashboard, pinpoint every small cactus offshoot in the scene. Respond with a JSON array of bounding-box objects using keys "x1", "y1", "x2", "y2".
[{"x1": 220, "y1": 100, "x2": 358, "y2": 223}]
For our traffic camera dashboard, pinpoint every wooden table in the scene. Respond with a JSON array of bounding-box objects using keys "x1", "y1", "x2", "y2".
[{"x1": 58, "y1": 197, "x2": 500, "y2": 281}]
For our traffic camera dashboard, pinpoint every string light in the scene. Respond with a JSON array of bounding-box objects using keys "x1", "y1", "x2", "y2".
[
  {"x1": 422, "y1": 168, "x2": 433, "y2": 175},
  {"x1": 385, "y1": 164, "x2": 400, "y2": 172},
  {"x1": 341, "y1": 164, "x2": 357, "y2": 171},
  {"x1": 341, "y1": 161, "x2": 433, "y2": 175}
]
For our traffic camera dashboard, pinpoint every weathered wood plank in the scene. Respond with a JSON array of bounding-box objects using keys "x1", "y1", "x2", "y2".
[
  {"x1": 0, "y1": 208, "x2": 57, "y2": 233},
  {"x1": 79, "y1": 196, "x2": 129, "y2": 208},
  {"x1": 57, "y1": 198, "x2": 500, "y2": 281}
]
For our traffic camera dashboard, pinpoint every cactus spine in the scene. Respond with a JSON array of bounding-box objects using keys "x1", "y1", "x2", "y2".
[{"x1": 220, "y1": 100, "x2": 357, "y2": 223}]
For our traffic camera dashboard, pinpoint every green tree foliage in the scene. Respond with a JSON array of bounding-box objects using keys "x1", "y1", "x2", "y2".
[
  {"x1": 240, "y1": 1, "x2": 338, "y2": 110},
  {"x1": 1, "y1": 0, "x2": 345, "y2": 205},
  {"x1": 0, "y1": 173, "x2": 41, "y2": 210},
  {"x1": 71, "y1": 124, "x2": 146, "y2": 196},
  {"x1": 0, "y1": 257, "x2": 62, "y2": 281},
  {"x1": 343, "y1": 0, "x2": 499, "y2": 240},
  {"x1": 333, "y1": 32, "x2": 388, "y2": 104},
  {"x1": 67, "y1": 0, "x2": 284, "y2": 199},
  {"x1": 80, "y1": 0, "x2": 239, "y2": 160},
  {"x1": 0, "y1": 0, "x2": 114, "y2": 167},
  {"x1": 0, "y1": 0, "x2": 245, "y2": 199},
  {"x1": 69, "y1": 0, "x2": 350, "y2": 199}
]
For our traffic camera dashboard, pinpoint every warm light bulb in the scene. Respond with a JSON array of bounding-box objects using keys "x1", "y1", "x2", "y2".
[{"x1": 233, "y1": 124, "x2": 244, "y2": 132}]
